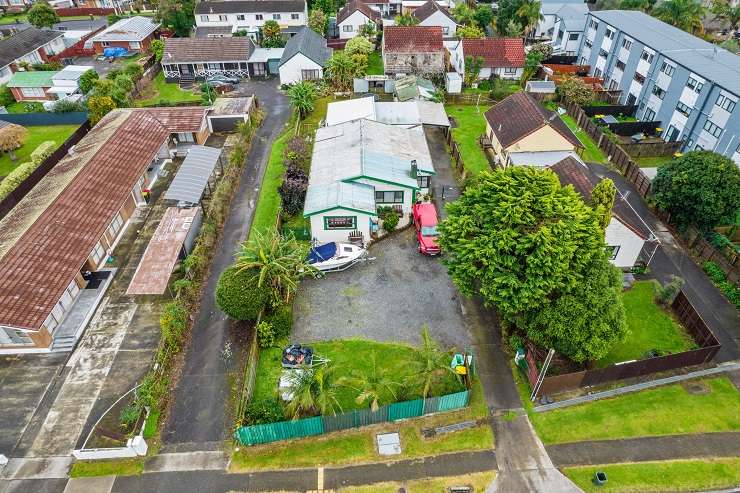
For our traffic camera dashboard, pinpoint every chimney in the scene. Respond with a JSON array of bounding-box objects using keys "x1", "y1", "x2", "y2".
[{"x1": 410, "y1": 159, "x2": 418, "y2": 178}]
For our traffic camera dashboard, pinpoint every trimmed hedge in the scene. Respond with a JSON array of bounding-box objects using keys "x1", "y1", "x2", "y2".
[
  {"x1": 264, "y1": 304, "x2": 292, "y2": 340},
  {"x1": 216, "y1": 265, "x2": 268, "y2": 321}
]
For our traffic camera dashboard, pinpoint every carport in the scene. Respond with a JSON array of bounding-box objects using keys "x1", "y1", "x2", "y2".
[
  {"x1": 207, "y1": 97, "x2": 255, "y2": 132},
  {"x1": 164, "y1": 145, "x2": 223, "y2": 205}
]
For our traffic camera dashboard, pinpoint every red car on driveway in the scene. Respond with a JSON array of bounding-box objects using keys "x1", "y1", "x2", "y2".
[{"x1": 413, "y1": 202, "x2": 441, "y2": 255}]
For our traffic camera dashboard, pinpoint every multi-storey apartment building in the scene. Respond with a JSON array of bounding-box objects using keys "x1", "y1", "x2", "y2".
[
  {"x1": 577, "y1": 10, "x2": 740, "y2": 164},
  {"x1": 194, "y1": 0, "x2": 308, "y2": 41}
]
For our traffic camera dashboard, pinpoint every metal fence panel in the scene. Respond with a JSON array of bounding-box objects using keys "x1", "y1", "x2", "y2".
[
  {"x1": 423, "y1": 395, "x2": 441, "y2": 415},
  {"x1": 388, "y1": 399, "x2": 424, "y2": 421},
  {"x1": 356, "y1": 406, "x2": 388, "y2": 426},
  {"x1": 322, "y1": 411, "x2": 357, "y2": 433},
  {"x1": 0, "y1": 111, "x2": 88, "y2": 126},
  {"x1": 236, "y1": 416, "x2": 323, "y2": 445},
  {"x1": 438, "y1": 390, "x2": 469, "y2": 411}
]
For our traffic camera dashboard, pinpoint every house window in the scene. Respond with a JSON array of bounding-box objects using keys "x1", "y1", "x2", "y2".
[
  {"x1": 676, "y1": 101, "x2": 691, "y2": 117},
  {"x1": 633, "y1": 72, "x2": 645, "y2": 84},
  {"x1": 237, "y1": 14, "x2": 245, "y2": 20},
  {"x1": 605, "y1": 245, "x2": 620, "y2": 260},
  {"x1": 660, "y1": 62, "x2": 675, "y2": 76},
  {"x1": 594, "y1": 68, "x2": 602, "y2": 77},
  {"x1": 608, "y1": 79, "x2": 618, "y2": 90},
  {"x1": 0, "y1": 328, "x2": 33, "y2": 345},
  {"x1": 291, "y1": 13, "x2": 299, "y2": 19},
  {"x1": 177, "y1": 132, "x2": 195, "y2": 142},
  {"x1": 20, "y1": 87, "x2": 45, "y2": 97},
  {"x1": 90, "y1": 241, "x2": 106, "y2": 266},
  {"x1": 589, "y1": 19, "x2": 598, "y2": 29},
  {"x1": 218, "y1": 14, "x2": 227, "y2": 21},
  {"x1": 703, "y1": 120, "x2": 723, "y2": 137},
  {"x1": 621, "y1": 38, "x2": 632, "y2": 50},
  {"x1": 417, "y1": 175, "x2": 430, "y2": 188},
  {"x1": 375, "y1": 191, "x2": 404, "y2": 203},
  {"x1": 343, "y1": 24, "x2": 353, "y2": 32},
  {"x1": 686, "y1": 76, "x2": 703, "y2": 92},
  {"x1": 716, "y1": 94, "x2": 736, "y2": 112},
  {"x1": 557, "y1": 30, "x2": 564, "y2": 41},
  {"x1": 325, "y1": 216, "x2": 356, "y2": 230},
  {"x1": 200, "y1": 15, "x2": 208, "y2": 21},
  {"x1": 301, "y1": 69, "x2": 321, "y2": 80},
  {"x1": 615, "y1": 60, "x2": 625, "y2": 71},
  {"x1": 129, "y1": 41, "x2": 140, "y2": 49},
  {"x1": 273, "y1": 13, "x2": 281, "y2": 20},
  {"x1": 504, "y1": 67, "x2": 517, "y2": 74},
  {"x1": 101, "y1": 41, "x2": 111, "y2": 47},
  {"x1": 568, "y1": 33, "x2": 579, "y2": 41},
  {"x1": 640, "y1": 50, "x2": 653, "y2": 63},
  {"x1": 605, "y1": 27, "x2": 614, "y2": 39},
  {"x1": 695, "y1": 143, "x2": 704, "y2": 150},
  {"x1": 643, "y1": 108, "x2": 656, "y2": 121},
  {"x1": 651, "y1": 85, "x2": 666, "y2": 99},
  {"x1": 107, "y1": 212, "x2": 124, "y2": 239},
  {"x1": 442, "y1": 26, "x2": 449, "y2": 35},
  {"x1": 255, "y1": 14, "x2": 263, "y2": 20}
]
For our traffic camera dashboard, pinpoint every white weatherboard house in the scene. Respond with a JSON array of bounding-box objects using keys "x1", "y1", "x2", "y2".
[
  {"x1": 194, "y1": 0, "x2": 308, "y2": 40},
  {"x1": 305, "y1": 119, "x2": 435, "y2": 245},
  {"x1": 279, "y1": 26, "x2": 332, "y2": 85},
  {"x1": 411, "y1": 0, "x2": 458, "y2": 36},
  {"x1": 337, "y1": 0, "x2": 381, "y2": 40}
]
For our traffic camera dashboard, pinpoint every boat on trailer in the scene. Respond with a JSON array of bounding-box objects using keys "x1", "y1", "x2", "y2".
[{"x1": 307, "y1": 242, "x2": 369, "y2": 273}]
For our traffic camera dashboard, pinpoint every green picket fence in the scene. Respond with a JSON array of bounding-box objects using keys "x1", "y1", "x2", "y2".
[{"x1": 235, "y1": 390, "x2": 470, "y2": 446}]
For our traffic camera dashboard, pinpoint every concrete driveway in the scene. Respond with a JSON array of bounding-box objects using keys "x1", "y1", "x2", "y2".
[{"x1": 293, "y1": 228, "x2": 471, "y2": 350}]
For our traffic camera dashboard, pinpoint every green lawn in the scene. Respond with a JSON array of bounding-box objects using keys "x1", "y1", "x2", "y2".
[
  {"x1": 597, "y1": 281, "x2": 696, "y2": 367},
  {"x1": 444, "y1": 104, "x2": 491, "y2": 176},
  {"x1": 559, "y1": 112, "x2": 608, "y2": 164},
  {"x1": 366, "y1": 51, "x2": 384, "y2": 75},
  {"x1": 4, "y1": 101, "x2": 45, "y2": 114},
  {"x1": 530, "y1": 376, "x2": 740, "y2": 444},
  {"x1": 634, "y1": 155, "x2": 674, "y2": 168},
  {"x1": 564, "y1": 458, "x2": 740, "y2": 493},
  {"x1": 135, "y1": 72, "x2": 201, "y2": 107},
  {"x1": 69, "y1": 458, "x2": 144, "y2": 478},
  {"x1": 252, "y1": 339, "x2": 465, "y2": 411},
  {"x1": 0, "y1": 124, "x2": 79, "y2": 178},
  {"x1": 344, "y1": 471, "x2": 496, "y2": 493}
]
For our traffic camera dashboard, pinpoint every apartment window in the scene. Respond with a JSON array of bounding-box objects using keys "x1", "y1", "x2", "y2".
[
  {"x1": 716, "y1": 94, "x2": 736, "y2": 112},
  {"x1": 291, "y1": 13, "x2": 299, "y2": 19},
  {"x1": 375, "y1": 191, "x2": 404, "y2": 203},
  {"x1": 660, "y1": 62, "x2": 675, "y2": 76},
  {"x1": 605, "y1": 245, "x2": 620, "y2": 260},
  {"x1": 695, "y1": 144, "x2": 704, "y2": 150},
  {"x1": 589, "y1": 19, "x2": 598, "y2": 29},
  {"x1": 685, "y1": 138, "x2": 694, "y2": 149},
  {"x1": 325, "y1": 216, "x2": 356, "y2": 230},
  {"x1": 343, "y1": 24, "x2": 353, "y2": 32},
  {"x1": 218, "y1": 14, "x2": 227, "y2": 21},
  {"x1": 615, "y1": 60, "x2": 625, "y2": 71},
  {"x1": 417, "y1": 175, "x2": 430, "y2": 188},
  {"x1": 621, "y1": 38, "x2": 632, "y2": 50},
  {"x1": 633, "y1": 72, "x2": 645, "y2": 84},
  {"x1": 504, "y1": 67, "x2": 518, "y2": 74},
  {"x1": 568, "y1": 33, "x2": 579, "y2": 41},
  {"x1": 273, "y1": 13, "x2": 281, "y2": 19},
  {"x1": 580, "y1": 57, "x2": 588, "y2": 65},
  {"x1": 585, "y1": 39, "x2": 593, "y2": 48},
  {"x1": 236, "y1": 14, "x2": 245, "y2": 20},
  {"x1": 605, "y1": 27, "x2": 614, "y2": 39},
  {"x1": 599, "y1": 49, "x2": 608, "y2": 58},
  {"x1": 676, "y1": 101, "x2": 691, "y2": 117},
  {"x1": 200, "y1": 15, "x2": 208, "y2": 21},
  {"x1": 21, "y1": 87, "x2": 44, "y2": 97},
  {"x1": 686, "y1": 76, "x2": 703, "y2": 92},
  {"x1": 735, "y1": 142, "x2": 740, "y2": 154},
  {"x1": 302, "y1": 69, "x2": 321, "y2": 80},
  {"x1": 594, "y1": 68, "x2": 603, "y2": 77},
  {"x1": 651, "y1": 85, "x2": 666, "y2": 99},
  {"x1": 608, "y1": 79, "x2": 618, "y2": 90},
  {"x1": 703, "y1": 120, "x2": 723, "y2": 137},
  {"x1": 640, "y1": 50, "x2": 653, "y2": 63},
  {"x1": 255, "y1": 14, "x2": 263, "y2": 20},
  {"x1": 643, "y1": 108, "x2": 656, "y2": 121},
  {"x1": 557, "y1": 30, "x2": 564, "y2": 41}
]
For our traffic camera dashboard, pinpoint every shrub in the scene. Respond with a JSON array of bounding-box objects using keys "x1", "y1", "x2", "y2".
[
  {"x1": 106, "y1": 68, "x2": 123, "y2": 80},
  {"x1": 119, "y1": 403, "x2": 141, "y2": 429},
  {"x1": 160, "y1": 301, "x2": 188, "y2": 352},
  {"x1": 283, "y1": 136, "x2": 310, "y2": 171},
  {"x1": 78, "y1": 69, "x2": 99, "y2": 94},
  {"x1": 0, "y1": 84, "x2": 14, "y2": 107},
  {"x1": 257, "y1": 320, "x2": 277, "y2": 348},
  {"x1": 382, "y1": 212, "x2": 399, "y2": 232},
  {"x1": 703, "y1": 261, "x2": 740, "y2": 309},
  {"x1": 52, "y1": 99, "x2": 85, "y2": 113},
  {"x1": 278, "y1": 174, "x2": 307, "y2": 216},
  {"x1": 216, "y1": 266, "x2": 268, "y2": 321},
  {"x1": 0, "y1": 161, "x2": 35, "y2": 201},
  {"x1": 655, "y1": 275, "x2": 684, "y2": 306},
  {"x1": 244, "y1": 399, "x2": 284, "y2": 424},
  {"x1": 708, "y1": 232, "x2": 733, "y2": 250},
  {"x1": 30, "y1": 141, "x2": 55, "y2": 164},
  {"x1": 114, "y1": 74, "x2": 134, "y2": 92},
  {"x1": 124, "y1": 63, "x2": 144, "y2": 82},
  {"x1": 264, "y1": 304, "x2": 293, "y2": 340}
]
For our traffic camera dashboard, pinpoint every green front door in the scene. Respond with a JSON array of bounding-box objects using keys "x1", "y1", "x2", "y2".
[{"x1": 267, "y1": 59, "x2": 280, "y2": 74}]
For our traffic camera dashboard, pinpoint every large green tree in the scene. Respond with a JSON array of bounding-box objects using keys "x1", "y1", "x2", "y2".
[
  {"x1": 653, "y1": 0, "x2": 707, "y2": 34},
  {"x1": 156, "y1": 0, "x2": 195, "y2": 37},
  {"x1": 437, "y1": 167, "x2": 604, "y2": 318},
  {"x1": 261, "y1": 20, "x2": 285, "y2": 48},
  {"x1": 522, "y1": 255, "x2": 628, "y2": 363},
  {"x1": 652, "y1": 151, "x2": 740, "y2": 230},
  {"x1": 516, "y1": 0, "x2": 544, "y2": 41},
  {"x1": 308, "y1": 9, "x2": 327, "y2": 36},
  {"x1": 325, "y1": 51, "x2": 357, "y2": 92},
  {"x1": 27, "y1": 1, "x2": 59, "y2": 29}
]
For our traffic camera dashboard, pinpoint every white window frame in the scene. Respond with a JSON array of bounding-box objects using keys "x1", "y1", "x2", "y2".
[
  {"x1": 200, "y1": 15, "x2": 208, "y2": 21},
  {"x1": 273, "y1": 13, "x2": 281, "y2": 20},
  {"x1": 255, "y1": 14, "x2": 263, "y2": 20},
  {"x1": 343, "y1": 24, "x2": 353, "y2": 32},
  {"x1": 291, "y1": 13, "x2": 299, "y2": 19},
  {"x1": 21, "y1": 87, "x2": 45, "y2": 97}
]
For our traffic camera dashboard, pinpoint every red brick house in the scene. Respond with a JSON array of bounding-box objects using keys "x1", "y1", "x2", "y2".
[{"x1": 90, "y1": 16, "x2": 160, "y2": 55}]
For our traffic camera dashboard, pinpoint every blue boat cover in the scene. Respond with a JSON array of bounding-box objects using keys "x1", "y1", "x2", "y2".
[{"x1": 307, "y1": 242, "x2": 336, "y2": 264}]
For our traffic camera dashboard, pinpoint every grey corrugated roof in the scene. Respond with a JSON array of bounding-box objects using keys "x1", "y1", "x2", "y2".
[
  {"x1": 591, "y1": 10, "x2": 740, "y2": 95},
  {"x1": 91, "y1": 16, "x2": 159, "y2": 42},
  {"x1": 164, "y1": 145, "x2": 222, "y2": 204},
  {"x1": 195, "y1": 0, "x2": 305, "y2": 14},
  {"x1": 304, "y1": 182, "x2": 376, "y2": 215},
  {"x1": 557, "y1": 3, "x2": 588, "y2": 31},
  {"x1": 279, "y1": 26, "x2": 332, "y2": 67},
  {"x1": 0, "y1": 28, "x2": 64, "y2": 69}
]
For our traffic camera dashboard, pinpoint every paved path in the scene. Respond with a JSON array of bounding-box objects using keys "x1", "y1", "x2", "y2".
[
  {"x1": 588, "y1": 164, "x2": 740, "y2": 362},
  {"x1": 162, "y1": 78, "x2": 290, "y2": 450}
]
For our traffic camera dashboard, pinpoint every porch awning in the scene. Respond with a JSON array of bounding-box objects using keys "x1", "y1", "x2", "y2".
[{"x1": 164, "y1": 145, "x2": 222, "y2": 205}]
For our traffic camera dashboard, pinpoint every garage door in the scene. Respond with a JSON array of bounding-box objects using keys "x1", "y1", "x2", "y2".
[
  {"x1": 210, "y1": 117, "x2": 243, "y2": 132},
  {"x1": 268, "y1": 58, "x2": 280, "y2": 74}
]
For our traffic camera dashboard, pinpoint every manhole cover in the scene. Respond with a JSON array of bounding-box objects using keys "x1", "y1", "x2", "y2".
[{"x1": 683, "y1": 382, "x2": 710, "y2": 395}]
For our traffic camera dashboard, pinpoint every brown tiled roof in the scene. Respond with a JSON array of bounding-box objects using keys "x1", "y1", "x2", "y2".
[
  {"x1": 140, "y1": 107, "x2": 209, "y2": 133},
  {"x1": 411, "y1": 0, "x2": 455, "y2": 23},
  {"x1": 462, "y1": 37, "x2": 525, "y2": 68},
  {"x1": 0, "y1": 107, "x2": 207, "y2": 331},
  {"x1": 383, "y1": 26, "x2": 443, "y2": 53},
  {"x1": 550, "y1": 156, "x2": 651, "y2": 240},
  {"x1": 338, "y1": 0, "x2": 381, "y2": 24},
  {"x1": 483, "y1": 92, "x2": 582, "y2": 149},
  {"x1": 162, "y1": 36, "x2": 255, "y2": 64}
]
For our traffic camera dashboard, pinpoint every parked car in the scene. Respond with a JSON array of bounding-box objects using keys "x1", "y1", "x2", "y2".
[
  {"x1": 206, "y1": 74, "x2": 240, "y2": 85},
  {"x1": 412, "y1": 202, "x2": 440, "y2": 256}
]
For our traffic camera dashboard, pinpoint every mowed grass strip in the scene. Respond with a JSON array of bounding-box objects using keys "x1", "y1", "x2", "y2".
[
  {"x1": 444, "y1": 105, "x2": 491, "y2": 176},
  {"x1": 564, "y1": 458, "x2": 740, "y2": 493},
  {"x1": 69, "y1": 458, "x2": 144, "y2": 478},
  {"x1": 530, "y1": 376, "x2": 740, "y2": 444},
  {"x1": 338, "y1": 471, "x2": 496, "y2": 492}
]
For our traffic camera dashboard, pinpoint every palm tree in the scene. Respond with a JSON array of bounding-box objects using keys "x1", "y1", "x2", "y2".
[
  {"x1": 342, "y1": 353, "x2": 399, "y2": 411},
  {"x1": 325, "y1": 52, "x2": 356, "y2": 92},
  {"x1": 653, "y1": 0, "x2": 707, "y2": 34},
  {"x1": 516, "y1": 0, "x2": 544, "y2": 42},
  {"x1": 287, "y1": 81, "x2": 317, "y2": 118},
  {"x1": 234, "y1": 227, "x2": 314, "y2": 305},
  {"x1": 285, "y1": 365, "x2": 342, "y2": 419},
  {"x1": 452, "y1": 3, "x2": 476, "y2": 26},
  {"x1": 413, "y1": 326, "x2": 458, "y2": 399}
]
